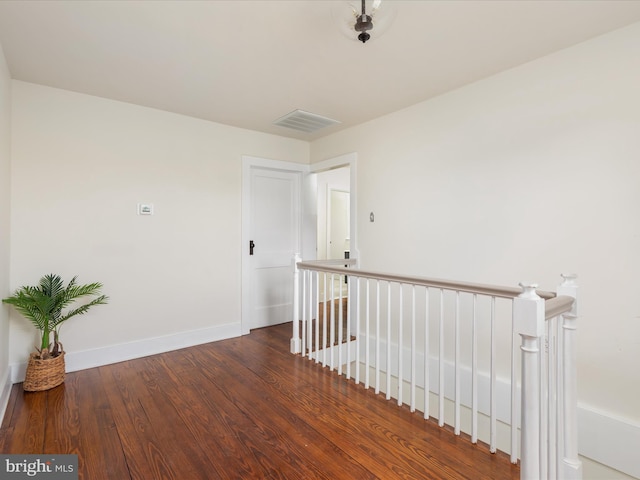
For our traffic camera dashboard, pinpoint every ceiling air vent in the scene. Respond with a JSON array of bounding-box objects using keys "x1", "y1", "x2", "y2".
[{"x1": 273, "y1": 109, "x2": 340, "y2": 133}]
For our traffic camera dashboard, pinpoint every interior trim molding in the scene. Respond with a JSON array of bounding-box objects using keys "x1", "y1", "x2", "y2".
[
  {"x1": 0, "y1": 368, "x2": 11, "y2": 423},
  {"x1": 310, "y1": 152, "x2": 359, "y2": 265},
  {"x1": 578, "y1": 405, "x2": 640, "y2": 478},
  {"x1": 9, "y1": 322, "x2": 242, "y2": 384}
]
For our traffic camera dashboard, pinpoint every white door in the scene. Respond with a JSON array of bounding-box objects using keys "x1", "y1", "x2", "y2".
[
  {"x1": 328, "y1": 189, "x2": 350, "y2": 296},
  {"x1": 242, "y1": 159, "x2": 302, "y2": 332},
  {"x1": 329, "y1": 189, "x2": 350, "y2": 260}
]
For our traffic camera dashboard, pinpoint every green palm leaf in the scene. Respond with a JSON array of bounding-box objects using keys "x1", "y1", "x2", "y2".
[{"x1": 2, "y1": 274, "x2": 109, "y2": 358}]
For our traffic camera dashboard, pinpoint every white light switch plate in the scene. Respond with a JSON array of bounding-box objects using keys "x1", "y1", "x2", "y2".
[{"x1": 137, "y1": 203, "x2": 154, "y2": 215}]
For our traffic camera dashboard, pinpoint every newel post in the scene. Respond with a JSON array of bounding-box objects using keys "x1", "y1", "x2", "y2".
[
  {"x1": 558, "y1": 274, "x2": 582, "y2": 479},
  {"x1": 290, "y1": 254, "x2": 302, "y2": 354},
  {"x1": 514, "y1": 282, "x2": 544, "y2": 480}
]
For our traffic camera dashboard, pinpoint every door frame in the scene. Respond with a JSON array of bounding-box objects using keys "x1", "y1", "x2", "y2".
[
  {"x1": 241, "y1": 156, "x2": 309, "y2": 335},
  {"x1": 311, "y1": 152, "x2": 358, "y2": 264}
]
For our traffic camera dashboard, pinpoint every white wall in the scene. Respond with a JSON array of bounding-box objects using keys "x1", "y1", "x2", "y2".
[
  {"x1": 9, "y1": 81, "x2": 309, "y2": 371},
  {"x1": 0, "y1": 42, "x2": 12, "y2": 417},
  {"x1": 311, "y1": 22, "x2": 640, "y2": 475}
]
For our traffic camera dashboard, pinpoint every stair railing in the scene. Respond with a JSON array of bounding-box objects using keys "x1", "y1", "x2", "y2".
[{"x1": 291, "y1": 256, "x2": 581, "y2": 480}]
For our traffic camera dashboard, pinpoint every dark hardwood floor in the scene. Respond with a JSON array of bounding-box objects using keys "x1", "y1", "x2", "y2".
[{"x1": 1, "y1": 323, "x2": 519, "y2": 479}]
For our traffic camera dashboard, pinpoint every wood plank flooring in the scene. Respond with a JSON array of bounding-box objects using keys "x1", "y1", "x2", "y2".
[{"x1": 1, "y1": 323, "x2": 519, "y2": 479}]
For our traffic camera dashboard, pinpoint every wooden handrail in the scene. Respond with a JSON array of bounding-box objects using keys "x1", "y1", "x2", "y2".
[
  {"x1": 298, "y1": 259, "x2": 358, "y2": 267},
  {"x1": 296, "y1": 260, "x2": 556, "y2": 300},
  {"x1": 544, "y1": 295, "x2": 575, "y2": 320}
]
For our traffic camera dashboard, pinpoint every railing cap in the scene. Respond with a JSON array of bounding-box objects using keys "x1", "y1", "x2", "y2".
[{"x1": 297, "y1": 259, "x2": 556, "y2": 300}]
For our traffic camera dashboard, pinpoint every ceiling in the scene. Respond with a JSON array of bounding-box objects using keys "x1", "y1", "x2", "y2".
[{"x1": 1, "y1": 1, "x2": 640, "y2": 141}]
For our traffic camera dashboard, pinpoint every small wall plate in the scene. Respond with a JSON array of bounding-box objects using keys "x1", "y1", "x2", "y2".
[{"x1": 137, "y1": 203, "x2": 154, "y2": 215}]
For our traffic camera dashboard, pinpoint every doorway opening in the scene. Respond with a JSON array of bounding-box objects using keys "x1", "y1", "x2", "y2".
[
  {"x1": 315, "y1": 166, "x2": 350, "y2": 262},
  {"x1": 314, "y1": 164, "x2": 350, "y2": 301}
]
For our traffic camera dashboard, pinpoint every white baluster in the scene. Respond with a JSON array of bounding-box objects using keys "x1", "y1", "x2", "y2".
[
  {"x1": 365, "y1": 278, "x2": 371, "y2": 389},
  {"x1": 454, "y1": 291, "x2": 460, "y2": 435},
  {"x1": 314, "y1": 272, "x2": 320, "y2": 363},
  {"x1": 547, "y1": 315, "x2": 558, "y2": 480},
  {"x1": 410, "y1": 285, "x2": 416, "y2": 413},
  {"x1": 471, "y1": 294, "x2": 478, "y2": 444},
  {"x1": 438, "y1": 288, "x2": 444, "y2": 427},
  {"x1": 496, "y1": 297, "x2": 497, "y2": 453},
  {"x1": 330, "y1": 273, "x2": 336, "y2": 370},
  {"x1": 322, "y1": 273, "x2": 328, "y2": 367},
  {"x1": 375, "y1": 280, "x2": 381, "y2": 394},
  {"x1": 301, "y1": 268, "x2": 307, "y2": 356},
  {"x1": 346, "y1": 274, "x2": 352, "y2": 380},
  {"x1": 398, "y1": 284, "x2": 403, "y2": 406},
  {"x1": 338, "y1": 274, "x2": 344, "y2": 375},
  {"x1": 307, "y1": 270, "x2": 313, "y2": 360},
  {"x1": 424, "y1": 287, "x2": 430, "y2": 420},
  {"x1": 510, "y1": 297, "x2": 518, "y2": 462},
  {"x1": 386, "y1": 282, "x2": 392, "y2": 400},
  {"x1": 355, "y1": 277, "x2": 361, "y2": 385}
]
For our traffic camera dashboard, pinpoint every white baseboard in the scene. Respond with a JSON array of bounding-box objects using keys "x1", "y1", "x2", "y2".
[
  {"x1": 0, "y1": 367, "x2": 11, "y2": 424},
  {"x1": 578, "y1": 405, "x2": 640, "y2": 479},
  {"x1": 9, "y1": 321, "x2": 243, "y2": 383}
]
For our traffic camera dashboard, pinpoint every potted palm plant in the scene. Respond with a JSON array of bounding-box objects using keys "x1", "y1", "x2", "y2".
[{"x1": 2, "y1": 273, "x2": 108, "y2": 391}]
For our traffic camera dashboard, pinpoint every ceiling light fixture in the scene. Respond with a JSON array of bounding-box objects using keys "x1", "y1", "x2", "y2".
[
  {"x1": 355, "y1": 0, "x2": 375, "y2": 43},
  {"x1": 333, "y1": 0, "x2": 396, "y2": 44}
]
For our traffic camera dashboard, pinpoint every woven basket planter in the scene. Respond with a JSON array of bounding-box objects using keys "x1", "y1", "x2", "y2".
[{"x1": 23, "y1": 352, "x2": 66, "y2": 392}]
